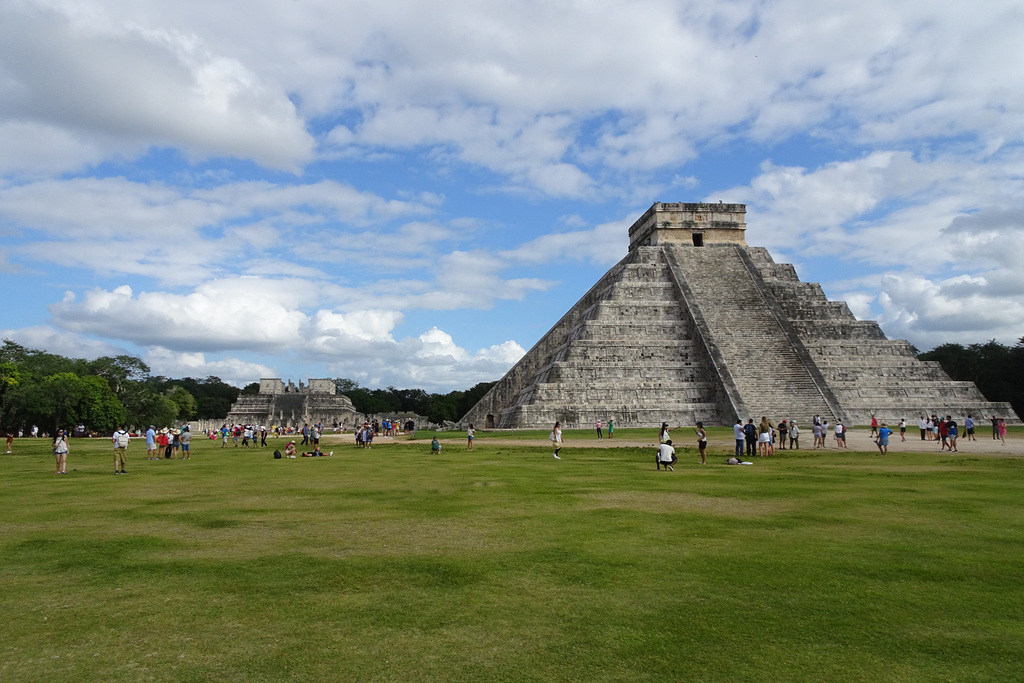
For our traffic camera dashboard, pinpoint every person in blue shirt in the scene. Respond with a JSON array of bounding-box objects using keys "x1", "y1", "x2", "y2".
[{"x1": 876, "y1": 423, "x2": 893, "y2": 455}]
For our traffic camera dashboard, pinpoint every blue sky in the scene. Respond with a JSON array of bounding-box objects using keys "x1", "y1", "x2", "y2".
[{"x1": 2, "y1": 0, "x2": 1023, "y2": 390}]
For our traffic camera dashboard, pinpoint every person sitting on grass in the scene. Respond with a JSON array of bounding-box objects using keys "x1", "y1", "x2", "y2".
[
  {"x1": 284, "y1": 441, "x2": 297, "y2": 457},
  {"x1": 431, "y1": 437, "x2": 442, "y2": 454}
]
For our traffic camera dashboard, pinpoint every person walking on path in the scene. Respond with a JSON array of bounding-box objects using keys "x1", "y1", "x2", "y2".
[
  {"x1": 52, "y1": 428, "x2": 69, "y2": 474},
  {"x1": 550, "y1": 421, "x2": 563, "y2": 459},
  {"x1": 876, "y1": 423, "x2": 893, "y2": 455},
  {"x1": 870, "y1": 415, "x2": 878, "y2": 438},
  {"x1": 997, "y1": 418, "x2": 1006, "y2": 445},
  {"x1": 112, "y1": 426, "x2": 130, "y2": 474},
  {"x1": 946, "y1": 416, "x2": 959, "y2": 453},
  {"x1": 693, "y1": 422, "x2": 708, "y2": 464}
]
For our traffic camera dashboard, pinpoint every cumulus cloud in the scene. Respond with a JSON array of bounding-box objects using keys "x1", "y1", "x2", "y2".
[
  {"x1": 145, "y1": 347, "x2": 275, "y2": 386},
  {"x1": 0, "y1": 324, "x2": 126, "y2": 360},
  {"x1": 0, "y1": 1, "x2": 314, "y2": 171},
  {"x1": 41, "y1": 279, "x2": 528, "y2": 391},
  {"x1": 325, "y1": 328, "x2": 526, "y2": 392},
  {"x1": 0, "y1": 176, "x2": 437, "y2": 285},
  {"x1": 877, "y1": 272, "x2": 1024, "y2": 349}
]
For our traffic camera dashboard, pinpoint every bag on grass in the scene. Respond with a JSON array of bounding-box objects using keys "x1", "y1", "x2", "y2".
[{"x1": 274, "y1": 450, "x2": 282, "y2": 459}]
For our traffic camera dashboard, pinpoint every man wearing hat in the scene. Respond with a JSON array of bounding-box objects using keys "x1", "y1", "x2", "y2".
[{"x1": 145, "y1": 425, "x2": 157, "y2": 460}]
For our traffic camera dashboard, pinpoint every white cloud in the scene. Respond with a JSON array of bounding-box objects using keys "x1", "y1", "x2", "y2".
[
  {"x1": 500, "y1": 217, "x2": 631, "y2": 267},
  {"x1": 144, "y1": 347, "x2": 275, "y2": 386},
  {"x1": 877, "y1": 272, "x2": 1024, "y2": 349},
  {"x1": 0, "y1": 324, "x2": 125, "y2": 360},
  {"x1": 41, "y1": 279, "x2": 528, "y2": 390},
  {"x1": 0, "y1": 1, "x2": 314, "y2": 171}
]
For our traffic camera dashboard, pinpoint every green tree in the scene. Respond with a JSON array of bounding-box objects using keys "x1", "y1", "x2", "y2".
[
  {"x1": 89, "y1": 355, "x2": 151, "y2": 397},
  {"x1": 0, "y1": 361, "x2": 21, "y2": 430},
  {"x1": 80, "y1": 375, "x2": 126, "y2": 432},
  {"x1": 166, "y1": 386, "x2": 198, "y2": 421}
]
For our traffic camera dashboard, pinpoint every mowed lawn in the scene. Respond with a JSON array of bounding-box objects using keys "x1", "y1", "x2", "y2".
[{"x1": 2, "y1": 435, "x2": 1023, "y2": 682}]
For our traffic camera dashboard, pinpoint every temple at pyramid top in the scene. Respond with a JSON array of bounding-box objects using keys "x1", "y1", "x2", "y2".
[
  {"x1": 629, "y1": 202, "x2": 747, "y2": 250},
  {"x1": 460, "y1": 202, "x2": 1018, "y2": 429}
]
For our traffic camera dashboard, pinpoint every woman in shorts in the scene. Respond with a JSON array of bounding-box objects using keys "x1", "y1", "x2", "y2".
[{"x1": 693, "y1": 422, "x2": 708, "y2": 464}]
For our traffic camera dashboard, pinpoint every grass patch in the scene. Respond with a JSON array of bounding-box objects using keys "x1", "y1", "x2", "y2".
[{"x1": 2, "y1": 436, "x2": 1023, "y2": 681}]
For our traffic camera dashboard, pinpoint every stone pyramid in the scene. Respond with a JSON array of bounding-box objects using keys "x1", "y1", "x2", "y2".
[{"x1": 461, "y1": 202, "x2": 1018, "y2": 428}]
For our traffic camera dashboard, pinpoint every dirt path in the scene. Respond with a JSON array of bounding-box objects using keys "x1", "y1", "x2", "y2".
[{"x1": 324, "y1": 430, "x2": 1022, "y2": 456}]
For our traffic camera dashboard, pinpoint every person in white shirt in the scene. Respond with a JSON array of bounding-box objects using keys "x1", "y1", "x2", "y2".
[{"x1": 657, "y1": 440, "x2": 677, "y2": 471}]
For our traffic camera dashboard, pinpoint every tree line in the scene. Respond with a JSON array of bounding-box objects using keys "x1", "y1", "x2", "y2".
[
  {"x1": 0, "y1": 340, "x2": 241, "y2": 435},
  {"x1": 917, "y1": 338, "x2": 1024, "y2": 419},
  {"x1": 0, "y1": 340, "x2": 496, "y2": 435}
]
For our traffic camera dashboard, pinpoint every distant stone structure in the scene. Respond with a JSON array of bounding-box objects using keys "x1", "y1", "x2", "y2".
[
  {"x1": 225, "y1": 378, "x2": 360, "y2": 428},
  {"x1": 461, "y1": 202, "x2": 1019, "y2": 428}
]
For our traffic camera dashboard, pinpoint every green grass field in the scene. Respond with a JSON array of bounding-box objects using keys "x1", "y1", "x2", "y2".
[{"x1": 2, "y1": 434, "x2": 1022, "y2": 682}]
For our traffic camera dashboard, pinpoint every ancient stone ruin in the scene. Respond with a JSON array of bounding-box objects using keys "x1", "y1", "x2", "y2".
[
  {"x1": 225, "y1": 378, "x2": 360, "y2": 428},
  {"x1": 461, "y1": 202, "x2": 1019, "y2": 428}
]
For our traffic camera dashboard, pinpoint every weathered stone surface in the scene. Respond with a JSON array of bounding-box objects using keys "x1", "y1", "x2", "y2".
[
  {"x1": 461, "y1": 202, "x2": 1018, "y2": 428},
  {"x1": 226, "y1": 378, "x2": 360, "y2": 427}
]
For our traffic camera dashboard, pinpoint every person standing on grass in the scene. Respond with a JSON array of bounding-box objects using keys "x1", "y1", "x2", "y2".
[
  {"x1": 660, "y1": 422, "x2": 678, "y2": 444},
  {"x1": 608, "y1": 418, "x2": 614, "y2": 439},
  {"x1": 112, "y1": 426, "x2": 130, "y2": 474},
  {"x1": 918, "y1": 416, "x2": 928, "y2": 441},
  {"x1": 789, "y1": 421, "x2": 799, "y2": 449},
  {"x1": 221, "y1": 424, "x2": 229, "y2": 448},
  {"x1": 777, "y1": 420, "x2": 788, "y2": 450},
  {"x1": 595, "y1": 418, "x2": 603, "y2": 439},
  {"x1": 876, "y1": 423, "x2": 892, "y2": 455},
  {"x1": 4, "y1": 429, "x2": 13, "y2": 454},
  {"x1": 991, "y1": 415, "x2": 999, "y2": 440},
  {"x1": 467, "y1": 423, "x2": 476, "y2": 451},
  {"x1": 758, "y1": 417, "x2": 774, "y2": 457},
  {"x1": 551, "y1": 421, "x2": 563, "y2": 459},
  {"x1": 693, "y1": 422, "x2": 707, "y2": 464},
  {"x1": 656, "y1": 439, "x2": 677, "y2": 471},
  {"x1": 733, "y1": 419, "x2": 744, "y2": 459},
  {"x1": 180, "y1": 426, "x2": 192, "y2": 459},
  {"x1": 146, "y1": 425, "x2": 157, "y2": 459},
  {"x1": 52, "y1": 428, "x2": 68, "y2": 474}
]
